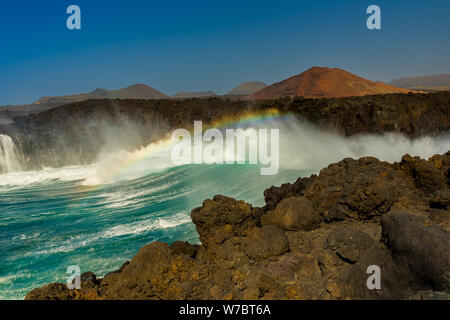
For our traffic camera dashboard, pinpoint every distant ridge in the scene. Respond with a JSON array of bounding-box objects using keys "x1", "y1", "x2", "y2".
[
  {"x1": 390, "y1": 74, "x2": 450, "y2": 91},
  {"x1": 247, "y1": 67, "x2": 414, "y2": 100},
  {"x1": 34, "y1": 84, "x2": 168, "y2": 105},
  {"x1": 227, "y1": 81, "x2": 268, "y2": 96},
  {"x1": 171, "y1": 91, "x2": 217, "y2": 99}
]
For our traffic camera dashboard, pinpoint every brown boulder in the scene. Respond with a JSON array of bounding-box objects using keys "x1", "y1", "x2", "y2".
[
  {"x1": 260, "y1": 252, "x2": 330, "y2": 299},
  {"x1": 262, "y1": 197, "x2": 321, "y2": 231},
  {"x1": 315, "y1": 158, "x2": 400, "y2": 219},
  {"x1": 326, "y1": 227, "x2": 374, "y2": 264},
  {"x1": 344, "y1": 209, "x2": 450, "y2": 299},
  {"x1": 381, "y1": 210, "x2": 450, "y2": 291},
  {"x1": 191, "y1": 195, "x2": 258, "y2": 247},
  {"x1": 401, "y1": 154, "x2": 447, "y2": 194},
  {"x1": 263, "y1": 176, "x2": 315, "y2": 211},
  {"x1": 244, "y1": 225, "x2": 289, "y2": 260}
]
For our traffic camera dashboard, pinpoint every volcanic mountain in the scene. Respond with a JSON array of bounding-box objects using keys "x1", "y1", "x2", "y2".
[
  {"x1": 247, "y1": 67, "x2": 414, "y2": 100},
  {"x1": 34, "y1": 84, "x2": 168, "y2": 105},
  {"x1": 227, "y1": 81, "x2": 268, "y2": 96}
]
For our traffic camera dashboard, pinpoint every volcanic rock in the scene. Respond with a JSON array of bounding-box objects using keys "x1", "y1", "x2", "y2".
[
  {"x1": 262, "y1": 197, "x2": 321, "y2": 231},
  {"x1": 325, "y1": 227, "x2": 374, "y2": 264},
  {"x1": 244, "y1": 225, "x2": 289, "y2": 260}
]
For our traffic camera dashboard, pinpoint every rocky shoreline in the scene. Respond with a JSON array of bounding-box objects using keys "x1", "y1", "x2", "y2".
[{"x1": 25, "y1": 151, "x2": 450, "y2": 300}]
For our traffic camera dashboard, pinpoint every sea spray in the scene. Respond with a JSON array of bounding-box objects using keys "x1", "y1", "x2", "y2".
[
  {"x1": 0, "y1": 134, "x2": 22, "y2": 174},
  {"x1": 2, "y1": 118, "x2": 448, "y2": 187},
  {"x1": 277, "y1": 118, "x2": 450, "y2": 170},
  {"x1": 171, "y1": 121, "x2": 280, "y2": 175}
]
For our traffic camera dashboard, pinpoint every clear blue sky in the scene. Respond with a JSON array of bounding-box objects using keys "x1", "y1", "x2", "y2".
[{"x1": 0, "y1": 0, "x2": 449, "y2": 105}]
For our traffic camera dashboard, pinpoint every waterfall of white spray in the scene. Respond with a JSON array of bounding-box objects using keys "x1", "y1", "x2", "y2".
[{"x1": 0, "y1": 134, "x2": 22, "y2": 174}]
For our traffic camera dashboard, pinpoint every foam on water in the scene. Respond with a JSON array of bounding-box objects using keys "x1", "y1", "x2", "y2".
[
  {"x1": 1, "y1": 162, "x2": 296, "y2": 299},
  {"x1": 0, "y1": 165, "x2": 95, "y2": 188}
]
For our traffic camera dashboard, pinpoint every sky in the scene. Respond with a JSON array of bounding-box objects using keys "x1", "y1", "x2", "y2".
[{"x1": 0, "y1": 0, "x2": 449, "y2": 105}]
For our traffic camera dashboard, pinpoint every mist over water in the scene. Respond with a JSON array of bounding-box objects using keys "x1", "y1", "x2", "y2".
[
  {"x1": 3, "y1": 117, "x2": 448, "y2": 187},
  {"x1": 0, "y1": 118, "x2": 448, "y2": 299}
]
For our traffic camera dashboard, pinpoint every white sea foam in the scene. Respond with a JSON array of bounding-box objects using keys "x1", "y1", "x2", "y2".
[
  {"x1": 0, "y1": 272, "x2": 31, "y2": 285},
  {"x1": 0, "y1": 165, "x2": 95, "y2": 188},
  {"x1": 100, "y1": 212, "x2": 191, "y2": 238},
  {"x1": 80, "y1": 138, "x2": 178, "y2": 186},
  {"x1": 26, "y1": 212, "x2": 192, "y2": 256}
]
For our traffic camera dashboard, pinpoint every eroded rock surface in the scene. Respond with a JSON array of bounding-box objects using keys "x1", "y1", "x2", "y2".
[{"x1": 26, "y1": 151, "x2": 450, "y2": 300}]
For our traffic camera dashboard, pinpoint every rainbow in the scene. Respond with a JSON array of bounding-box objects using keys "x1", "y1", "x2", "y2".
[{"x1": 82, "y1": 108, "x2": 290, "y2": 186}]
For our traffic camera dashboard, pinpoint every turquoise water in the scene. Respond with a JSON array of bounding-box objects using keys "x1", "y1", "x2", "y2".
[
  {"x1": 0, "y1": 163, "x2": 309, "y2": 299},
  {"x1": 2, "y1": 118, "x2": 448, "y2": 300}
]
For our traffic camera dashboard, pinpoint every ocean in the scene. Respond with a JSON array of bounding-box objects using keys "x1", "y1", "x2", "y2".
[
  {"x1": 0, "y1": 162, "x2": 307, "y2": 299},
  {"x1": 1, "y1": 118, "x2": 449, "y2": 299}
]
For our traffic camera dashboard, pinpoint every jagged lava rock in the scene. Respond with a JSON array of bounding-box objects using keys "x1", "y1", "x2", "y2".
[{"x1": 262, "y1": 197, "x2": 321, "y2": 231}]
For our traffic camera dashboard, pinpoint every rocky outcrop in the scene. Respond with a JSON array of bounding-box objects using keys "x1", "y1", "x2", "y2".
[
  {"x1": 261, "y1": 197, "x2": 321, "y2": 231},
  {"x1": 25, "y1": 151, "x2": 450, "y2": 300}
]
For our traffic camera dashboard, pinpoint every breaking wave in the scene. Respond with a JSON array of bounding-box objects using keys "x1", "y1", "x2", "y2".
[{"x1": 0, "y1": 118, "x2": 448, "y2": 299}]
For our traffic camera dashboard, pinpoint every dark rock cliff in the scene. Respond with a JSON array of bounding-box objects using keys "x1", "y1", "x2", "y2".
[
  {"x1": 1, "y1": 91, "x2": 449, "y2": 171},
  {"x1": 25, "y1": 151, "x2": 450, "y2": 300}
]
